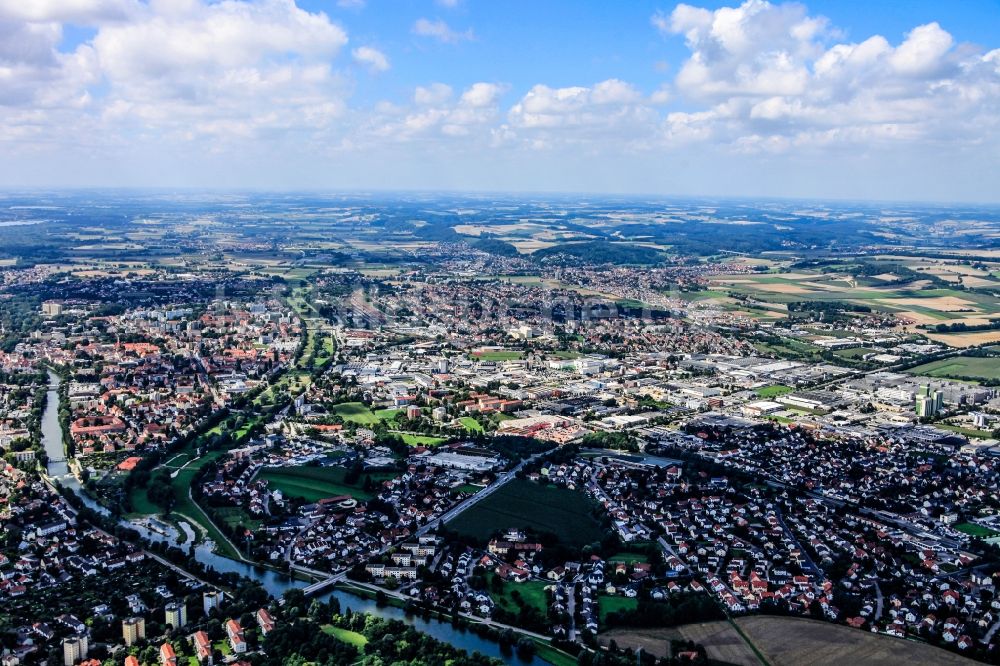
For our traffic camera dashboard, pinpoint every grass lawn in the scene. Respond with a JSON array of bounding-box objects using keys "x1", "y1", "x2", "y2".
[
  {"x1": 211, "y1": 505, "x2": 262, "y2": 532},
  {"x1": 599, "y1": 595, "x2": 639, "y2": 624},
  {"x1": 460, "y1": 416, "x2": 485, "y2": 432},
  {"x1": 471, "y1": 350, "x2": 525, "y2": 361},
  {"x1": 532, "y1": 640, "x2": 578, "y2": 666},
  {"x1": 321, "y1": 625, "x2": 368, "y2": 647},
  {"x1": 608, "y1": 552, "x2": 649, "y2": 564},
  {"x1": 449, "y1": 480, "x2": 604, "y2": 548},
  {"x1": 906, "y1": 356, "x2": 1000, "y2": 382},
  {"x1": 935, "y1": 423, "x2": 994, "y2": 439},
  {"x1": 491, "y1": 577, "x2": 550, "y2": 616},
  {"x1": 331, "y1": 402, "x2": 380, "y2": 425},
  {"x1": 398, "y1": 433, "x2": 446, "y2": 447},
  {"x1": 259, "y1": 465, "x2": 395, "y2": 502},
  {"x1": 374, "y1": 408, "x2": 402, "y2": 421},
  {"x1": 756, "y1": 384, "x2": 793, "y2": 398},
  {"x1": 954, "y1": 522, "x2": 1000, "y2": 538}
]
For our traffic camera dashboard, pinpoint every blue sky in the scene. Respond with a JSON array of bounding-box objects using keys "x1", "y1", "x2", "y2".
[{"x1": 3, "y1": 0, "x2": 1000, "y2": 201}]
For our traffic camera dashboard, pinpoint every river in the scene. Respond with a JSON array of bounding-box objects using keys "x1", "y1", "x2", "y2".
[{"x1": 38, "y1": 370, "x2": 542, "y2": 665}]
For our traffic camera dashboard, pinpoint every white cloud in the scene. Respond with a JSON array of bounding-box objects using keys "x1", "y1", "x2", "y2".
[
  {"x1": 363, "y1": 82, "x2": 502, "y2": 141},
  {"x1": 85, "y1": 0, "x2": 349, "y2": 141},
  {"x1": 352, "y1": 46, "x2": 389, "y2": 73},
  {"x1": 412, "y1": 17, "x2": 473, "y2": 44},
  {"x1": 0, "y1": 0, "x2": 139, "y2": 23},
  {"x1": 414, "y1": 83, "x2": 453, "y2": 106},
  {"x1": 654, "y1": 0, "x2": 1000, "y2": 153}
]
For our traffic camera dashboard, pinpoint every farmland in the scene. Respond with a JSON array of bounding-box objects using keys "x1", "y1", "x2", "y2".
[
  {"x1": 600, "y1": 621, "x2": 761, "y2": 665},
  {"x1": 735, "y1": 615, "x2": 976, "y2": 665},
  {"x1": 601, "y1": 615, "x2": 979, "y2": 665},
  {"x1": 906, "y1": 356, "x2": 1000, "y2": 382},
  {"x1": 447, "y1": 480, "x2": 604, "y2": 548},
  {"x1": 258, "y1": 465, "x2": 395, "y2": 502}
]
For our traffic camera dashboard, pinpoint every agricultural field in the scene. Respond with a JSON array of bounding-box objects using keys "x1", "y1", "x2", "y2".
[
  {"x1": 735, "y1": 615, "x2": 975, "y2": 665},
  {"x1": 906, "y1": 356, "x2": 1000, "y2": 382},
  {"x1": 258, "y1": 465, "x2": 395, "y2": 502},
  {"x1": 447, "y1": 480, "x2": 604, "y2": 548},
  {"x1": 600, "y1": 621, "x2": 761, "y2": 665}
]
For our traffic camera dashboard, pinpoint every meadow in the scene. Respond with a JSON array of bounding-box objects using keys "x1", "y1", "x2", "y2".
[
  {"x1": 906, "y1": 356, "x2": 1000, "y2": 382},
  {"x1": 258, "y1": 465, "x2": 395, "y2": 502},
  {"x1": 447, "y1": 480, "x2": 604, "y2": 548}
]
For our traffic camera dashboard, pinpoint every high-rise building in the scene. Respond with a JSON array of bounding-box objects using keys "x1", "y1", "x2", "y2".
[
  {"x1": 123, "y1": 617, "x2": 145, "y2": 646},
  {"x1": 203, "y1": 590, "x2": 223, "y2": 616},
  {"x1": 164, "y1": 602, "x2": 187, "y2": 629},
  {"x1": 62, "y1": 634, "x2": 88, "y2": 666},
  {"x1": 915, "y1": 384, "x2": 941, "y2": 418}
]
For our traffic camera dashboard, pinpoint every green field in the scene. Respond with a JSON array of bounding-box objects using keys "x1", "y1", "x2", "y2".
[
  {"x1": 398, "y1": 433, "x2": 446, "y2": 447},
  {"x1": 259, "y1": 465, "x2": 395, "y2": 502},
  {"x1": 471, "y1": 350, "x2": 525, "y2": 361},
  {"x1": 321, "y1": 625, "x2": 368, "y2": 647},
  {"x1": 532, "y1": 640, "x2": 578, "y2": 666},
  {"x1": 374, "y1": 408, "x2": 402, "y2": 421},
  {"x1": 608, "y1": 552, "x2": 649, "y2": 564},
  {"x1": 598, "y1": 595, "x2": 638, "y2": 624},
  {"x1": 330, "y1": 401, "x2": 380, "y2": 424},
  {"x1": 954, "y1": 522, "x2": 1000, "y2": 538},
  {"x1": 460, "y1": 416, "x2": 485, "y2": 432},
  {"x1": 491, "y1": 577, "x2": 550, "y2": 616},
  {"x1": 906, "y1": 356, "x2": 1000, "y2": 382},
  {"x1": 756, "y1": 384, "x2": 793, "y2": 398},
  {"x1": 448, "y1": 480, "x2": 604, "y2": 548}
]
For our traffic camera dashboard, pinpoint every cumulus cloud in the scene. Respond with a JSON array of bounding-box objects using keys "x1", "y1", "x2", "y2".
[
  {"x1": 352, "y1": 45, "x2": 390, "y2": 73},
  {"x1": 362, "y1": 82, "x2": 503, "y2": 141},
  {"x1": 0, "y1": 0, "x2": 139, "y2": 23},
  {"x1": 412, "y1": 17, "x2": 474, "y2": 43},
  {"x1": 654, "y1": 0, "x2": 1000, "y2": 153}
]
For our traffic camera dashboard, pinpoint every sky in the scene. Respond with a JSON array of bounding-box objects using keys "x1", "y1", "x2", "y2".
[{"x1": 1, "y1": 0, "x2": 999, "y2": 202}]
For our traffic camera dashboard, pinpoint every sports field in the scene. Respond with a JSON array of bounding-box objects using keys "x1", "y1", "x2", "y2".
[
  {"x1": 906, "y1": 356, "x2": 1000, "y2": 382},
  {"x1": 954, "y1": 522, "x2": 1000, "y2": 538},
  {"x1": 756, "y1": 384, "x2": 793, "y2": 398},
  {"x1": 448, "y1": 480, "x2": 604, "y2": 548},
  {"x1": 258, "y1": 466, "x2": 395, "y2": 502}
]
